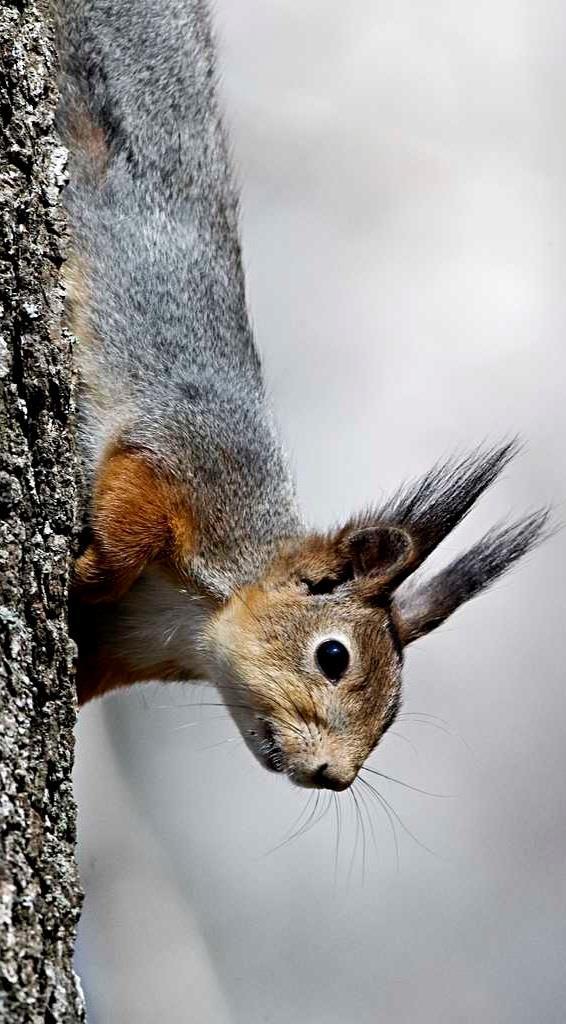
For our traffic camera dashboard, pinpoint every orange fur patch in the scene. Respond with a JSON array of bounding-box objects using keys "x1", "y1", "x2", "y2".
[{"x1": 74, "y1": 447, "x2": 196, "y2": 603}]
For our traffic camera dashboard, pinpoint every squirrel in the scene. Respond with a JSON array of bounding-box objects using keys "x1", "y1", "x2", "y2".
[{"x1": 56, "y1": 0, "x2": 547, "y2": 792}]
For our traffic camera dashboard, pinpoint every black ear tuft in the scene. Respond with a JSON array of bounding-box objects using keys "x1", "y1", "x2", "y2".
[
  {"x1": 374, "y1": 440, "x2": 521, "y2": 566},
  {"x1": 393, "y1": 508, "x2": 550, "y2": 644}
]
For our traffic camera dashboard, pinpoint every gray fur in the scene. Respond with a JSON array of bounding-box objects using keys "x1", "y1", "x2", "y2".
[{"x1": 57, "y1": 0, "x2": 302, "y2": 592}]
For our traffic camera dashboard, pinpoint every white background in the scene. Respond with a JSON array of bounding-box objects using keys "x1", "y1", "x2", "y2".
[{"x1": 75, "y1": 3, "x2": 566, "y2": 1021}]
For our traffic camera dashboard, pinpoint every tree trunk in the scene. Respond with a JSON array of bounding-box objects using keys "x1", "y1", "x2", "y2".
[{"x1": 0, "y1": 1, "x2": 85, "y2": 1020}]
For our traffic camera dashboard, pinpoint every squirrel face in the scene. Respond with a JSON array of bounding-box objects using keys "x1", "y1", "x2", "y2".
[
  {"x1": 206, "y1": 443, "x2": 548, "y2": 790},
  {"x1": 208, "y1": 573, "x2": 402, "y2": 790}
]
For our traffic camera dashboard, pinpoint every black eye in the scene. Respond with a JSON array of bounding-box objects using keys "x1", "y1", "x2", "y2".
[{"x1": 315, "y1": 639, "x2": 350, "y2": 683}]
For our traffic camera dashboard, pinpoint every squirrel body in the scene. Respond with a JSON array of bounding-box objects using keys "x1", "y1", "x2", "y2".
[
  {"x1": 59, "y1": 0, "x2": 302, "y2": 701},
  {"x1": 60, "y1": 0, "x2": 300, "y2": 584},
  {"x1": 58, "y1": 0, "x2": 547, "y2": 788}
]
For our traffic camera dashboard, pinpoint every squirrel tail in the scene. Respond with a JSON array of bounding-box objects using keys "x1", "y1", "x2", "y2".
[{"x1": 56, "y1": 0, "x2": 235, "y2": 208}]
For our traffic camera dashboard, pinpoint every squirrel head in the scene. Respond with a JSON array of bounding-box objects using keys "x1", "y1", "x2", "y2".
[{"x1": 206, "y1": 443, "x2": 548, "y2": 790}]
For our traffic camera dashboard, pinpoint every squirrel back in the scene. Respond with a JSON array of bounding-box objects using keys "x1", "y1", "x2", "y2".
[{"x1": 58, "y1": 0, "x2": 301, "y2": 597}]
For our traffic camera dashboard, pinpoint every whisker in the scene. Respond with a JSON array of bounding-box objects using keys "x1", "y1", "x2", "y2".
[
  {"x1": 196, "y1": 737, "x2": 244, "y2": 752},
  {"x1": 361, "y1": 765, "x2": 454, "y2": 798},
  {"x1": 230, "y1": 588, "x2": 265, "y2": 629},
  {"x1": 360, "y1": 777, "x2": 441, "y2": 861},
  {"x1": 397, "y1": 715, "x2": 455, "y2": 738},
  {"x1": 347, "y1": 789, "x2": 361, "y2": 885},
  {"x1": 216, "y1": 645, "x2": 308, "y2": 740},
  {"x1": 397, "y1": 713, "x2": 477, "y2": 756},
  {"x1": 173, "y1": 718, "x2": 227, "y2": 732},
  {"x1": 155, "y1": 674, "x2": 304, "y2": 744},
  {"x1": 351, "y1": 786, "x2": 367, "y2": 884},
  {"x1": 399, "y1": 711, "x2": 451, "y2": 726},
  {"x1": 265, "y1": 792, "x2": 321, "y2": 855},
  {"x1": 332, "y1": 792, "x2": 342, "y2": 884},
  {"x1": 354, "y1": 779, "x2": 381, "y2": 869},
  {"x1": 387, "y1": 730, "x2": 419, "y2": 756},
  {"x1": 358, "y1": 776, "x2": 399, "y2": 872},
  {"x1": 277, "y1": 790, "x2": 334, "y2": 856},
  {"x1": 280, "y1": 791, "x2": 317, "y2": 846},
  {"x1": 190, "y1": 700, "x2": 259, "y2": 712}
]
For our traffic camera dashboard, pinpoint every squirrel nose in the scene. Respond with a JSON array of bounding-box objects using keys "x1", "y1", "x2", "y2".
[{"x1": 312, "y1": 762, "x2": 354, "y2": 791}]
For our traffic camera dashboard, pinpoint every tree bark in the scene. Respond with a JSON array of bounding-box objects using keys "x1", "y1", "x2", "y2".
[{"x1": 0, "y1": 1, "x2": 85, "y2": 1020}]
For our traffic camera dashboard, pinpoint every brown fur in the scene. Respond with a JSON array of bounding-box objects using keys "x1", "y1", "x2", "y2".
[
  {"x1": 208, "y1": 546, "x2": 402, "y2": 788},
  {"x1": 74, "y1": 445, "x2": 197, "y2": 603},
  {"x1": 270, "y1": 523, "x2": 414, "y2": 594}
]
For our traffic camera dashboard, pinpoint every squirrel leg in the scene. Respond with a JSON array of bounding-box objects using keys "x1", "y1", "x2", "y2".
[
  {"x1": 74, "y1": 446, "x2": 195, "y2": 603},
  {"x1": 73, "y1": 445, "x2": 196, "y2": 701}
]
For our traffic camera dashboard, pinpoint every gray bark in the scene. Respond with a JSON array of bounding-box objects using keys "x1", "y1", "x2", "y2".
[{"x1": 0, "y1": 1, "x2": 85, "y2": 1020}]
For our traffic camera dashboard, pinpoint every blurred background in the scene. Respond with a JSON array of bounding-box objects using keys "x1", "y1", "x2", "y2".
[{"x1": 74, "y1": 2, "x2": 566, "y2": 1021}]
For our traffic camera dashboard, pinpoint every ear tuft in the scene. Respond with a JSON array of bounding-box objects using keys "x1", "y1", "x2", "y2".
[
  {"x1": 393, "y1": 507, "x2": 550, "y2": 644},
  {"x1": 373, "y1": 440, "x2": 521, "y2": 565}
]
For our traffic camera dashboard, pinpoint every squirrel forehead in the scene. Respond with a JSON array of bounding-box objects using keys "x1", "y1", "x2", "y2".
[{"x1": 222, "y1": 581, "x2": 390, "y2": 647}]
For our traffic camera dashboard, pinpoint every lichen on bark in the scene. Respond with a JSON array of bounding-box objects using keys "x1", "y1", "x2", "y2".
[{"x1": 0, "y1": 1, "x2": 85, "y2": 1020}]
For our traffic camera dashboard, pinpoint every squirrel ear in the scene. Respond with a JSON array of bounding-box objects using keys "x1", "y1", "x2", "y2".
[
  {"x1": 281, "y1": 525, "x2": 413, "y2": 596},
  {"x1": 344, "y1": 525, "x2": 415, "y2": 590}
]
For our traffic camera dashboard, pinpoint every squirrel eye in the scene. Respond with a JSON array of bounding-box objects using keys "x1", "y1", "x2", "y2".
[{"x1": 315, "y1": 639, "x2": 350, "y2": 683}]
